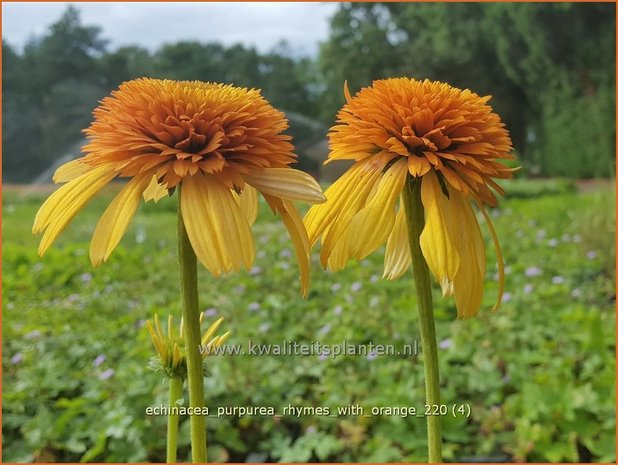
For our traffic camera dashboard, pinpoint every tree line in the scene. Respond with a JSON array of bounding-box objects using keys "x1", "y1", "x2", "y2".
[{"x1": 3, "y1": 3, "x2": 615, "y2": 182}]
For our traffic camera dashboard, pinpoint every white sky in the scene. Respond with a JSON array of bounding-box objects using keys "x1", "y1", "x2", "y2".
[{"x1": 2, "y1": 2, "x2": 339, "y2": 56}]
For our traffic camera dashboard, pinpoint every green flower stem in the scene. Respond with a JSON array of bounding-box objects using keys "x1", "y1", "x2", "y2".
[
  {"x1": 166, "y1": 376, "x2": 183, "y2": 463},
  {"x1": 402, "y1": 176, "x2": 443, "y2": 463},
  {"x1": 178, "y1": 188, "x2": 208, "y2": 463}
]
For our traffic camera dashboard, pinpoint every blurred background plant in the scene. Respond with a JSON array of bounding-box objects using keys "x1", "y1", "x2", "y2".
[
  {"x1": 2, "y1": 3, "x2": 615, "y2": 183},
  {"x1": 2, "y1": 2, "x2": 615, "y2": 463}
]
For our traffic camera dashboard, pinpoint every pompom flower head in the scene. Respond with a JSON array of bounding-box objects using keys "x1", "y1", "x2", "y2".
[
  {"x1": 305, "y1": 78, "x2": 515, "y2": 317},
  {"x1": 33, "y1": 78, "x2": 325, "y2": 294}
]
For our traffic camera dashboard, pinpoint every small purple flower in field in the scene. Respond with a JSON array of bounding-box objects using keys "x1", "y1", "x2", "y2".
[
  {"x1": 99, "y1": 368, "x2": 114, "y2": 380},
  {"x1": 573, "y1": 234, "x2": 582, "y2": 243},
  {"x1": 536, "y1": 229, "x2": 546, "y2": 240},
  {"x1": 233, "y1": 284, "x2": 246, "y2": 294},
  {"x1": 25, "y1": 330, "x2": 41, "y2": 339},
  {"x1": 248, "y1": 302, "x2": 260, "y2": 312},
  {"x1": 258, "y1": 323, "x2": 270, "y2": 333},
  {"x1": 586, "y1": 250, "x2": 597, "y2": 260},
  {"x1": 561, "y1": 234, "x2": 571, "y2": 242},
  {"x1": 306, "y1": 425, "x2": 318, "y2": 434},
  {"x1": 523, "y1": 284, "x2": 534, "y2": 294},
  {"x1": 366, "y1": 351, "x2": 377, "y2": 361},
  {"x1": 259, "y1": 234, "x2": 270, "y2": 244},
  {"x1": 333, "y1": 305, "x2": 343, "y2": 315},
  {"x1": 204, "y1": 307, "x2": 218, "y2": 318},
  {"x1": 319, "y1": 324, "x2": 332, "y2": 335},
  {"x1": 279, "y1": 249, "x2": 292, "y2": 258},
  {"x1": 548, "y1": 238, "x2": 558, "y2": 248},
  {"x1": 135, "y1": 319, "x2": 146, "y2": 329},
  {"x1": 256, "y1": 250, "x2": 266, "y2": 259},
  {"x1": 93, "y1": 354, "x2": 106, "y2": 367},
  {"x1": 369, "y1": 296, "x2": 379, "y2": 307},
  {"x1": 370, "y1": 274, "x2": 379, "y2": 283},
  {"x1": 551, "y1": 276, "x2": 565, "y2": 285},
  {"x1": 525, "y1": 266, "x2": 542, "y2": 277},
  {"x1": 350, "y1": 282, "x2": 362, "y2": 293},
  {"x1": 330, "y1": 283, "x2": 342, "y2": 293},
  {"x1": 11, "y1": 352, "x2": 23, "y2": 365},
  {"x1": 439, "y1": 339, "x2": 453, "y2": 350},
  {"x1": 504, "y1": 265, "x2": 512, "y2": 275},
  {"x1": 571, "y1": 288, "x2": 582, "y2": 298},
  {"x1": 250, "y1": 266, "x2": 263, "y2": 275},
  {"x1": 318, "y1": 352, "x2": 329, "y2": 362},
  {"x1": 502, "y1": 292, "x2": 512, "y2": 303},
  {"x1": 277, "y1": 261, "x2": 290, "y2": 270},
  {"x1": 67, "y1": 294, "x2": 80, "y2": 303}
]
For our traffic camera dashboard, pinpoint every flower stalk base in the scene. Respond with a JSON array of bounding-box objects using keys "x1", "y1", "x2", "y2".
[
  {"x1": 166, "y1": 376, "x2": 183, "y2": 463},
  {"x1": 402, "y1": 176, "x2": 444, "y2": 463}
]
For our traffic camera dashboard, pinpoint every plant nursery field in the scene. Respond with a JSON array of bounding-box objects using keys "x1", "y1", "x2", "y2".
[{"x1": 2, "y1": 179, "x2": 615, "y2": 463}]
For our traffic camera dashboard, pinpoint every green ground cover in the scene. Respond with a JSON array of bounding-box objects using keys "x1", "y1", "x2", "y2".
[{"x1": 2, "y1": 181, "x2": 615, "y2": 462}]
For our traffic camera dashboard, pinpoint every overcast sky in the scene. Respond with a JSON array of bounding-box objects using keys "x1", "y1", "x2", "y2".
[{"x1": 3, "y1": 2, "x2": 339, "y2": 56}]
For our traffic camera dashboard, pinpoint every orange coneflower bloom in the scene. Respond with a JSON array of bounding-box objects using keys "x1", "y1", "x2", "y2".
[
  {"x1": 33, "y1": 78, "x2": 325, "y2": 294},
  {"x1": 305, "y1": 78, "x2": 515, "y2": 317}
]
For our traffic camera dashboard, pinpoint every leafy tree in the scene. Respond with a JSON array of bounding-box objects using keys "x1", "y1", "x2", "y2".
[{"x1": 318, "y1": 3, "x2": 616, "y2": 177}]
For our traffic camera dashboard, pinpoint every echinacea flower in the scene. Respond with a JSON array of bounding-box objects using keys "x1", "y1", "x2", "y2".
[
  {"x1": 33, "y1": 78, "x2": 324, "y2": 294},
  {"x1": 305, "y1": 78, "x2": 515, "y2": 318},
  {"x1": 146, "y1": 313, "x2": 230, "y2": 378}
]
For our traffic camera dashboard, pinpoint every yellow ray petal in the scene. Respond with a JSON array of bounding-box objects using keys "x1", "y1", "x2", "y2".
[
  {"x1": 245, "y1": 168, "x2": 325, "y2": 203},
  {"x1": 348, "y1": 158, "x2": 408, "y2": 260},
  {"x1": 309, "y1": 155, "x2": 394, "y2": 267},
  {"x1": 264, "y1": 194, "x2": 312, "y2": 296},
  {"x1": 448, "y1": 191, "x2": 486, "y2": 318},
  {"x1": 304, "y1": 163, "x2": 364, "y2": 247},
  {"x1": 201, "y1": 317, "x2": 224, "y2": 346},
  {"x1": 53, "y1": 158, "x2": 91, "y2": 183},
  {"x1": 419, "y1": 171, "x2": 461, "y2": 294},
  {"x1": 34, "y1": 165, "x2": 113, "y2": 234},
  {"x1": 233, "y1": 185, "x2": 258, "y2": 225},
  {"x1": 181, "y1": 174, "x2": 254, "y2": 275},
  {"x1": 34, "y1": 166, "x2": 116, "y2": 256},
  {"x1": 383, "y1": 202, "x2": 411, "y2": 280},
  {"x1": 477, "y1": 202, "x2": 505, "y2": 311},
  {"x1": 143, "y1": 175, "x2": 169, "y2": 203},
  {"x1": 90, "y1": 174, "x2": 151, "y2": 266}
]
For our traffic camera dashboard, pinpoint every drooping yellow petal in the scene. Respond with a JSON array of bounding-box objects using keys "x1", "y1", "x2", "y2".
[
  {"x1": 348, "y1": 158, "x2": 408, "y2": 260},
  {"x1": 450, "y1": 192, "x2": 486, "y2": 318},
  {"x1": 53, "y1": 158, "x2": 92, "y2": 183},
  {"x1": 180, "y1": 173, "x2": 254, "y2": 275},
  {"x1": 233, "y1": 185, "x2": 258, "y2": 225},
  {"x1": 305, "y1": 154, "x2": 394, "y2": 267},
  {"x1": 383, "y1": 202, "x2": 411, "y2": 280},
  {"x1": 263, "y1": 194, "x2": 311, "y2": 297},
  {"x1": 143, "y1": 175, "x2": 169, "y2": 203},
  {"x1": 90, "y1": 174, "x2": 151, "y2": 266},
  {"x1": 477, "y1": 202, "x2": 505, "y2": 311},
  {"x1": 245, "y1": 168, "x2": 325, "y2": 203},
  {"x1": 419, "y1": 171, "x2": 461, "y2": 294},
  {"x1": 34, "y1": 166, "x2": 116, "y2": 256}
]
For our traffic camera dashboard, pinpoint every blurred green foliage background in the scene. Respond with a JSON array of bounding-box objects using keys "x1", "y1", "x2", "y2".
[
  {"x1": 2, "y1": 2, "x2": 616, "y2": 463},
  {"x1": 3, "y1": 182, "x2": 615, "y2": 462},
  {"x1": 2, "y1": 3, "x2": 616, "y2": 182}
]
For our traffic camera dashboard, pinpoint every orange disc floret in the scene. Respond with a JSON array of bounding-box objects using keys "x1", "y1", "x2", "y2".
[
  {"x1": 81, "y1": 78, "x2": 297, "y2": 189},
  {"x1": 329, "y1": 78, "x2": 514, "y2": 206}
]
